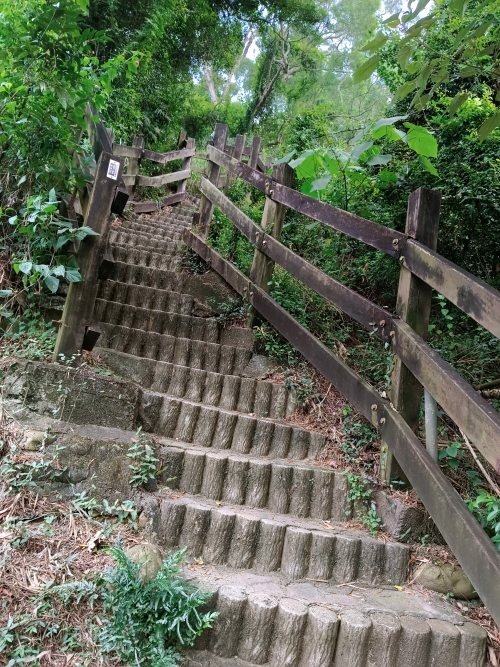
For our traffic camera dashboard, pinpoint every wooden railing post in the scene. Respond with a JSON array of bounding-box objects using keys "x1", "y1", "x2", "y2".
[
  {"x1": 380, "y1": 187, "x2": 441, "y2": 483},
  {"x1": 247, "y1": 163, "x2": 294, "y2": 326},
  {"x1": 176, "y1": 137, "x2": 195, "y2": 197},
  {"x1": 53, "y1": 152, "x2": 124, "y2": 363},
  {"x1": 197, "y1": 123, "x2": 228, "y2": 236},
  {"x1": 126, "y1": 135, "x2": 144, "y2": 197}
]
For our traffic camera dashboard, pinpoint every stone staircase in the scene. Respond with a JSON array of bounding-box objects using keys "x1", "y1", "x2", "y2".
[{"x1": 88, "y1": 198, "x2": 486, "y2": 666}]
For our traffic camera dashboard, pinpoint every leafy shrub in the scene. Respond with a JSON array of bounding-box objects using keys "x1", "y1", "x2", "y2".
[
  {"x1": 100, "y1": 547, "x2": 217, "y2": 666},
  {"x1": 467, "y1": 490, "x2": 500, "y2": 551},
  {"x1": 128, "y1": 428, "x2": 159, "y2": 489}
]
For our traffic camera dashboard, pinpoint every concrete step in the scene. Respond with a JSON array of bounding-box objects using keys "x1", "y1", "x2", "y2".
[
  {"x1": 116, "y1": 216, "x2": 190, "y2": 236},
  {"x1": 94, "y1": 299, "x2": 222, "y2": 344},
  {"x1": 106, "y1": 260, "x2": 188, "y2": 291},
  {"x1": 96, "y1": 325, "x2": 253, "y2": 374},
  {"x1": 109, "y1": 228, "x2": 183, "y2": 251},
  {"x1": 140, "y1": 393, "x2": 324, "y2": 459},
  {"x1": 145, "y1": 494, "x2": 409, "y2": 586},
  {"x1": 95, "y1": 348, "x2": 295, "y2": 418},
  {"x1": 97, "y1": 281, "x2": 211, "y2": 316},
  {"x1": 178, "y1": 566, "x2": 486, "y2": 667},
  {"x1": 158, "y1": 443, "x2": 348, "y2": 521},
  {"x1": 109, "y1": 244, "x2": 183, "y2": 270}
]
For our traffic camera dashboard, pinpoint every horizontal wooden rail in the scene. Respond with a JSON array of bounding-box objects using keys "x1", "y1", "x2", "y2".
[
  {"x1": 207, "y1": 145, "x2": 500, "y2": 337},
  {"x1": 122, "y1": 168, "x2": 190, "y2": 188},
  {"x1": 404, "y1": 241, "x2": 500, "y2": 339},
  {"x1": 186, "y1": 228, "x2": 500, "y2": 624},
  {"x1": 127, "y1": 192, "x2": 187, "y2": 213},
  {"x1": 200, "y1": 177, "x2": 500, "y2": 472},
  {"x1": 207, "y1": 145, "x2": 405, "y2": 257},
  {"x1": 113, "y1": 145, "x2": 195, "y2": 164}
]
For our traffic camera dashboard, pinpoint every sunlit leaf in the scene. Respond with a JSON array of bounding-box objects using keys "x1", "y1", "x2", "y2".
[
  {"x1": 404, "y1": 123, "x2": 438, "y2": 157},
  {"x1": 65, "y1": 268, "x2": 82, "y2": 282},
  {"x1": 353, "y1": 54, "x2": 381, "y2": 84},
  {"x1": 18, "y1": 261, "x2": 32, "y2": 274},
  {"x1": 448, "y1": 92, "x2": 468, "y2": 117},
  {"x1": 478, "y1": 112, "x2": 500, "y2": 142},
  {"x1": 366, "y1": 154, "x2": 392, "y2": 166},
  {"x1": 44, "y1": 275, "x2": 60, "y2": 293},
  {"x1": 420, "y1": 156, "x2": 438, "y2": 176},
  {"x1": 311, "y1": 176, "x2": 331, "y2": 192},
  {"x1": 362, "y1": 33, "x2": 388, "y2": 52}
]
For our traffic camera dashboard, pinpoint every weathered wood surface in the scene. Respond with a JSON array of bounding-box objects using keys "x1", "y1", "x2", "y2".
[
  {"x1": 122, "y1": 168, "x2": 190, "y2": 188},
  {"x1": 381, "y1": 188, "x2": 441, "y2": 483},
  {"x1": 176, "y1": 138, "x2": 195, "y2": 196},
  {"x1": 128, "y1": 192, "x2": 187, "y2": 213},
  {"x1": 124, "y1": 135, "x2": 144, "y2": 196},
  {"x1": 198, "y1": 123, "x2": 228, "y2": 235},
  {"x1": 249, "y1": 163, "x2": 293, "y2": 292},
  {"x1": 208, "y1": 144, "x2": 500, "y2": 335},
  {"x1": 112, "y1": 145, "x2": 195, "y2": 164},
  {"x1": 53, "y1": 152, "x2": 123, "y2": 362},
  {"x1": 85, "y1": 103, "x2": 113, "y2": 160},
  {"x1": 185, "y1": 228, "x2": 500, "y2": 625},
  {"x1": 404, "y1": 240, "x2": 500, "y2": 339},
  {"x1": 199, "y1": 176, "x2": 500, "y2": 472}
]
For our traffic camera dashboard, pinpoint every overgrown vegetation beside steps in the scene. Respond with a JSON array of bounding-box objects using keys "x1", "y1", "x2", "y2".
[{"x1": 0, "y1": 422, "x2": 216, "y2": 666}]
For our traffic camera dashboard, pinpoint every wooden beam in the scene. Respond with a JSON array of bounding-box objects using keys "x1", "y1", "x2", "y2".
[
  {"x1": 176, "y1": 138, "x2": 195, "y2": 196},
  {"x1": 197, "y1": 123, "x2": 228, "y2": 236},
  {"x1": 53, "y1": 152, "x2": 123, "y2": 362},
  {"x1": 128, "y1": 192, "x2": 187, "y2": 213},
  {"x1": 248, "y1": 136, "x2": 262, "y2": 170},
  {"x1": 124, "y1": 135, "x2": 144, "y2": 196},
  {"x1": 131, "y1": 169, "x2": 191, "y2": 188},
  {"x1": 199, "y1": 176, "x2": 500, "y2": 471},
  {"x1": 248, "y1": 163, "x2": 294, "y2": 326},
  {"x1": 185, "y1": 229, "x2": 500, "y2": 625},
  {"x1": 404, "y1": 240, "x2": 500, "y2": 339}
]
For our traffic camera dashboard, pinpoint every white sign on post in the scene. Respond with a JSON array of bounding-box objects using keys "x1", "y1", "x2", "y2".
[{"x1": 107, "y1": 159, "x2": 120, "y2": 180}]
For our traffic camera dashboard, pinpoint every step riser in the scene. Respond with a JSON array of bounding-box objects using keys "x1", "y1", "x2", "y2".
[
  {"x1": 141, "y1": 395, "x2": 324, "y2": 459},
  {"x1": 107, "y1": 262, "x2": 186, "y2": 291},
  {"x1": 115, "y1": 218, "x2": 190, "y2": 236},
  {"x1": 110, "y1": 229, "x2": 182, "y2": 250},
  {"x1": 94, "y1": 300, "x2": 221, "y2": 343},
  {"x1": 189, "y1": 590, "x2": 485, "y2": 667},
  {"x1": 150, "y1": 498, "x2": 408, "y2": 586},
  {"x1": 161, "y1": 446, "x2": 349, "y2": 521},
  {"x1": 110, "y1": 244, "x2": 182, "y2": 270},
  {"x1": 97, "y1": 326, "x2": 252, "y2": 374},
  {"x1": 97, "y1": 350, "x2": 295, "y2": 419},
  {"x1": 97, "y1": 282, "x2": 208, "y2": 316}
]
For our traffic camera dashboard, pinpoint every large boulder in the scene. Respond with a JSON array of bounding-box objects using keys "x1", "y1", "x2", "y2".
[{"x1": 413, "y1": 562, "x2": 478, "y2": 599}]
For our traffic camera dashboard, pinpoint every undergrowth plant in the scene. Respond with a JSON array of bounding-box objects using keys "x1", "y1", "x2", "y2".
[
  {"x1": 467, "y1": 490, "x2": 500, "y2": 552},
  {"x1": 345, "y1": 472, "x2": 382, "y2": 536},
  {"x1": 99, "y1": 547, "x2": 217, "y2": 666},
  {"x1": 128, "y1": 428, "x2": 160, "y2": 489}
]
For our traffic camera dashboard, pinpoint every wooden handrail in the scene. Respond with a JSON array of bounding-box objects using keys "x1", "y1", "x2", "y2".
[
  {"x1": 199, "y1": 176, "x2": 500, "y2": 472},
  {"x1": 206, "y1": 144, "x2": 500, "y2": 337},
  {"x1": 186, "y1": 228, "x2": 500, "y2": 625},
  {"x1": 112, "y1": 144, "x2": 196, "y2": 164}
]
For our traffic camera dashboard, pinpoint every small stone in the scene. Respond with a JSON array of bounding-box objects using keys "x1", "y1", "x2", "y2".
[
  {"x1": 413, "y1": 562, "x2": 478, "y2": 599},
  {"x1": 22, "y1": 430, "x2": 48, "y2": 451},
  {"x1": 138, "y1": 511, "x2": 149, "y2": 529},
  {"x1": 125, "y1": 543, "x2": 163, "y2": 583},
  {"x1": 242, "y1": 355, "x2": 279, "y2": 380}
]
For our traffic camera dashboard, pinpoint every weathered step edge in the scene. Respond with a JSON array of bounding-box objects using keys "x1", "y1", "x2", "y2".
[
  {"x1": 96, "y1": 347, "x2": 296, "y2": 419},
  {"x1": 144, "y1": 495, "x2": 409, "y2": 586}
]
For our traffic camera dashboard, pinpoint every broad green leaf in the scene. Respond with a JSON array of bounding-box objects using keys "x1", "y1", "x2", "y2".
[
  {"x1": 372, "y1": 116, "x2": 407, "y2": 131},
  {"x1": 0, "y1": 289, "x2": 13, "y2": 298},
  {"x1": 65, "y1": 268, "x2": 82, "y2": 283},
  {"x1": 18, "y1": 261, "x2": 32, "y2": 274},
  {"x1": 17, "y1": 175, "x2": 27, "y2": 186},
  {"x1": 372, "y1": 125, "x2": 406, "y2": 142},
  {"x1": 353, "y1": 55, "x2": 381, "y2": 84},
  {"x1": 420, "y1": 156, "x2": 438, "y2": 176},
  {"x1": 351, "y1": 141, "x2": 374, "y2": 161},
  {"x1": 362, "y1": 33, "x2": 388, "y2": 52},
  {"x1": 289, "y1": 151, "x2": 321, "y2": 180},
  {"x1": 394, "y1": 79, "x2": 419, "y2": 101},
  {"x1": 383, "y1": 12, "x2": 400, "y2": 27},
  {"x1": 44, "y1": 275, "x2": 60, "y2": 294},
  {"x1": 48, "y1": 188, "x2": 57, "y2": 202},
  {"x1": 311, "y1": 176, "x2": 331, "y2": 192},
  {"x1": 75, "y1": 226, "x2": 99, "y2": 240},
  {"x1": 33, "y1": 264, "x2": 50, "y2": 278},
  {"x1": 449, "y1": 0, "x2": 468, "y2": 16},
  {"x1": 449, "y1": 92, "x2": 468, "y2": 116},
  {"x1": 274, "y1": 151, "x2": 295, "y2": 166},
  {"x1": 367, "y1": 154, "x2": 392, "y2": 166},
  {"x1": 478, "y1": 112, "x2": 500, "y2": 142},
  {"x1": 52, "y1": 265, "x2": 66, "y2": 277},
  {"x1": 377, "y1": 170, "x2": 398, "y2": 185},
  {"x1": 404, "y1": 123, "x2": 438, "y2": 157}
]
